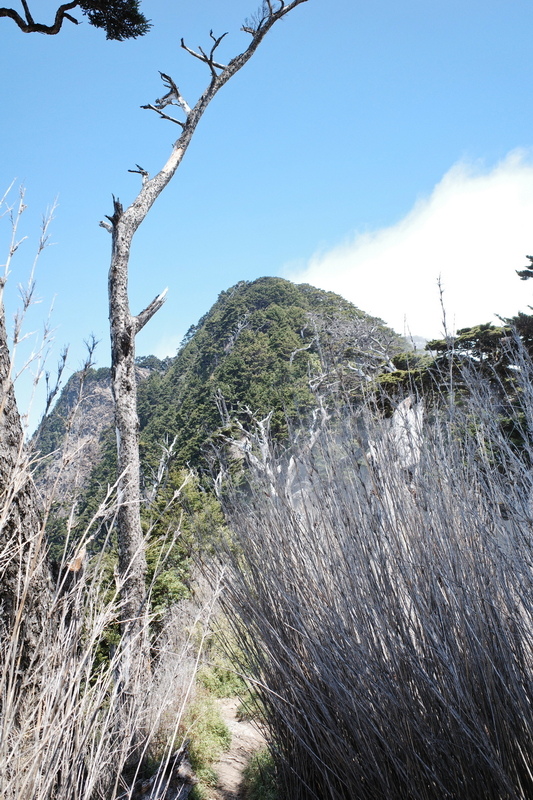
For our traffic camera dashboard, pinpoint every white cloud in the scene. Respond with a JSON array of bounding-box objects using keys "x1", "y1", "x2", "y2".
[
  {"x1": 286, "y1": 151, "x2": 533, "y2": 339},
  {"x1": 150, "y1": 333, "x2": 183, "y2": 359}
]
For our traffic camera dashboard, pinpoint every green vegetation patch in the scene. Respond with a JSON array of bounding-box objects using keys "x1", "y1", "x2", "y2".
[
  {"x1": 184, "y1": 693, "x2": 232, "y2": 799},
  {"x1": 241, "y1": 748, "x2": 278, "y2": 800},
  {"x1": 137, "y1": 277, "x2": 404, "y2": 471}
]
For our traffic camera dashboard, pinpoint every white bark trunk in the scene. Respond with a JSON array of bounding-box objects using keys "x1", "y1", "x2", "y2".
[
  {"x1": 105, "y1": 0, "x2": 308, "y2": 696},
  {"x1": 108, "y1": 203, "x2": 151, "y2": 683}
]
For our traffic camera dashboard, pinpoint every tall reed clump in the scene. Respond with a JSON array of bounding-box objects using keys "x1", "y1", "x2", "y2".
[
  {"x1": 219, "y1": 357, "x2": 533, "y2": 800},
  {"x1": 1, "y1": 186, "x2": 214, "y2": 800},
  {"x1": 0, "y1": 501, "x2": 217, "y2": 800},
  {"x1": 0, "y1": 349, "x2": 224, "y2": 800},
  {"x1": 0, "y1": 438, "x2": 223, "y2": 800}
]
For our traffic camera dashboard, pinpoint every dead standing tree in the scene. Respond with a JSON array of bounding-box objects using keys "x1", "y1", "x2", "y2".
[{"x1": 100, "y1": 0, "x2": 308, "y2": 687}]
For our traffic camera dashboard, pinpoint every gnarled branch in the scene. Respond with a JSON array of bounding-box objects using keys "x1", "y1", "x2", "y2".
[
  {"x1": 155, "y1": 72, "x2": 192, "y2": 115},
  {"x1": 127, "y1": 165, "x2": 150, "y2": 186},
  {"x1": 141, "y1": 72, "x2": 191, "y2": 126},
  {"x1": 0, "y1": 1, "x2": 79, "y2": 34}
]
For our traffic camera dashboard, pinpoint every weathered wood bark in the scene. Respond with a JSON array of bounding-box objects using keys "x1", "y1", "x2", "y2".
[
  {"x1": 104, "y1": 0, "x2": 308, "y2": 688},
  {"x1": 107, "y1": 201, "x2": 163, "y2": 683},
  {"x1": 0, "y1": 284, "x2": 51, "y2": 678}
]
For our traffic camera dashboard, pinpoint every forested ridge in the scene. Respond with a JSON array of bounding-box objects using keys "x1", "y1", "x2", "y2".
[
  {"x1": 137, "y1": 276, "x2": 405, "y2": 470},
  {"x1": 36, "y1": 276, "x2": 405, "y2": 520}
]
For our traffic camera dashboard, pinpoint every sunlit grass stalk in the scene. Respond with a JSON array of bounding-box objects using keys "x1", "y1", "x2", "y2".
[
  {"x1": 0, "y1": 188, "x2": 212, "y2": 800},
  {"x1": 219, "y1": 355, "x2": 533, "y2": 800}
]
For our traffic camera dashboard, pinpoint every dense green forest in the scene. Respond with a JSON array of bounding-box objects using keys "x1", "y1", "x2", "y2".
[
  {"x1": 37, "y1": 277, "x2": 405, "y2": 536},
  {"x1": 137, "y1": 277, "x2": 405, "y2": 467}
]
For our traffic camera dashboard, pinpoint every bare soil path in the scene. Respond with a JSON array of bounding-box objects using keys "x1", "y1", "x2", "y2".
[{"x1": 208, "y1": 697, "x2": 266, "y2": 800}]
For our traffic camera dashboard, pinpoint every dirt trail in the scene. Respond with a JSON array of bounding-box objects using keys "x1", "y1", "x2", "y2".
[{"x1": 208, "y1": 697, "x2": 266, "y2": 800}]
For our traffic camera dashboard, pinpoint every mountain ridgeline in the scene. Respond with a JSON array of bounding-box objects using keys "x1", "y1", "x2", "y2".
[
  {"x1": 137, "y1": 277, "x2": 405, "y2": 471},
  {"x1": 37, "y1": 277, "x2": 405, "y2": 517}
]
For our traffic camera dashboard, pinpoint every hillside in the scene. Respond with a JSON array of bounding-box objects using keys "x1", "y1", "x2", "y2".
[
  {"x1": 35, "y1": 277, "x2": 405, "y2": 523},
  {"x1": 33, "y1": 359, "x2": 169, "y2": 515},
  {"x1": 137, "y1": 277, "x2": 405, "y2": 472}
]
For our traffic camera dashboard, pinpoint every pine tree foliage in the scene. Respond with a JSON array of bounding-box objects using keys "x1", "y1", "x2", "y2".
[
  {"x1": 79, "y1": 0, "x2": 149, "y2": 40},
  {"x1": 516, "y1": 254, "x2": 533, "y2": 281}
]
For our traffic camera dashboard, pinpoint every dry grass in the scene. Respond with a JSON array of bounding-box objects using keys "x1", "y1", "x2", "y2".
[
  {"x1": 0, "y1": 186, "x2": 218, "y2": 800},
  {"x1": 0, "y1": 506, "x2": 222, "y2": 800},
  {"x1": 219, "y1": 358, "x2": 533, "y2": 799}
]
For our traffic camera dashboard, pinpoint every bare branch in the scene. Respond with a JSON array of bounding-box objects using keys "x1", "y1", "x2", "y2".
[
  {"x1": 140, "y1": 72, "x2": 192, "y2": 126},
  {"x1": 206, "y1": 30, "x2": 229, "y2": 76},
  {"x1": 180, "y1": 35, "x2": 228, "y2": 75},
  {"x1": 20, "y1": 0, "x2": 33, "y2": 24},
  {"x1": 214, "y1": 388, "x2": 231, "y2": 427},
  {"x1": 127, "y1": 164, "x2": 150, "y2": 186},
  {"x1": 198, "y1": 46, "x2": 217, "y2": 78},
  {"x1": 289, "y1": 341, "x2": 313, "y2": 365},
  {"x1": 134, "y1": 288, "x2": 168, "y2": 333},
  {"x1": 243, "y1": 0, "x2": 287, "y2": 36},
  {"x1": 104, "y1": 196, "x2": 123, "y2": 230},
  {"x1": 43, "y1": 346, "x2": 69, "y2": 417},
  {"x1": 140, "y1": 104, "x2": 185, "y2": 127},
  {"x1": 122, "y1": 0, "x2": 308, "y2": 238},
  {"x1": 0, "y1": 1, "x2": 79, "y2": 34},
  {"x1": 155, "y1": 72, "x2": 192, "y2": 115}
]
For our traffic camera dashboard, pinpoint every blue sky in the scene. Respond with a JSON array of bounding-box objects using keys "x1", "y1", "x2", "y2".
[{"x1": 2, "y1": 0, "x2": 533, "y2": 425}]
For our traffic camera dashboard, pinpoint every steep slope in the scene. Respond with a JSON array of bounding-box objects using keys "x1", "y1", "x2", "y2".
[
  {"x1": 33, "y1": 368, "x2": 113, "y2": 503},
  {"x1": 33, "y1": 358, "x2": 169, "y2": 512},
  {"x1": 137, "y1": 277, "x2": 405, "y2": 472},
  {"x1": 35, "y1": 277, "x2": 405, "y2": 527}
]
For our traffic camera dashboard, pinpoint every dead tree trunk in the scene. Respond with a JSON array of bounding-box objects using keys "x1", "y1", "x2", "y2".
[
  {"x1": 102, "y1": 0, "x2": 308, "y2": 688},
  {"x1": 106, "y1": 202, "x2": 166, "y2": 684}
]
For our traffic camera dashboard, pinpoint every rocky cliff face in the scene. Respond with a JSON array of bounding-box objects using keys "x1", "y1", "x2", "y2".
[
  {"x1": 33, "y1": 369, "x2": 113, "y2": 509},
  {"x1": 33, "y1": 361, "x2": 164, "y2": 513}
]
